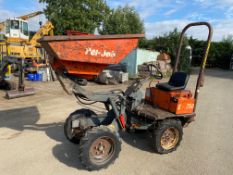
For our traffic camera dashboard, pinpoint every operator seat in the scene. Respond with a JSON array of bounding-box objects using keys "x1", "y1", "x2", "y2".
[{"x1": 156, "y1": 72, "x2": 189, "y2": 91}]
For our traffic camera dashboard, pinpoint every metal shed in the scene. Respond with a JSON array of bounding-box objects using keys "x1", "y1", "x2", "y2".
[{"x1": 121, "y1": 48, "x2": 159, "y2": 77}]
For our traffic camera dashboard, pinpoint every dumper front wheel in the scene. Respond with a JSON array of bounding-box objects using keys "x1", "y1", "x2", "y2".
[
  {"x1": 79, "y1": 126, "x2": 121, "y2": 170},
  {"x1": 152, "y1": 119, "x2": 183, "y2": 154},
  {"x1": 64, "y1": 109, "x2": 96, "y2": 144}
]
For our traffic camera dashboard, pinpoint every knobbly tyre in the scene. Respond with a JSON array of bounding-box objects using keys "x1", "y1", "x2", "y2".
[{"x1": 39, "y1": 22, "x2": 212, "y2": 170}]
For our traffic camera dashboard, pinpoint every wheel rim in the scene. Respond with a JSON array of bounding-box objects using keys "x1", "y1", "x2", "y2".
[
  {"x1": 89, "y1": 137, "x2": 115, "y2": 165},
  {"x1": 160, "y1": 127, "x2": 179, "y2": 150}
]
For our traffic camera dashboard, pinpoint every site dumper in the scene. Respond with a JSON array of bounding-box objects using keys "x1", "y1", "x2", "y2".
[{"x1": 39, "y1": 22, "x2": 212, "y2": 171}]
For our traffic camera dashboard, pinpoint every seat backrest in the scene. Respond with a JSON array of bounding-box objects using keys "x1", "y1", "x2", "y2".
[{"x1": 168, "y1": 72, "x2": 189, "y2": 88}]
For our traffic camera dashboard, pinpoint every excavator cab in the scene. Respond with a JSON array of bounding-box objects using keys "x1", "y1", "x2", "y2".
[
  {"x1": 5, "y1": 18, "x2": 29, "y2": 41},
  {"x1": 0, "y1": 11, "x2": 44, "y2": 43}
]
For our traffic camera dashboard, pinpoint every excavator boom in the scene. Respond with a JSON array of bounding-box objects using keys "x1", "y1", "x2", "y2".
[
  {"x1": 18, "y1": 11, "x2": 43, "y2": 20},
  {"x1": 30, "y1": 21, "x2": 54, "y2": 47}
]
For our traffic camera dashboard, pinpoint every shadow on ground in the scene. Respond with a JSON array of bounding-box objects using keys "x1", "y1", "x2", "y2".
[
  {"x1": 0, "y1": 108, "x2": 158, "y2": 169},
  {"x1": 0, "y1": 106, "x2": 85, "y2": 170},
  {"x1": 120, "y1": 131, "x2": 155, "y2": 153}
]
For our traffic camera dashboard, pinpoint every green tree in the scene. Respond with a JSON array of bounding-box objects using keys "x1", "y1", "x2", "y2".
[
  {"x1": 164, "y1": 29, "x2": 190, "y2": 72},
  {"x1": 39, "y1": 0, "x2": 110, "y2": 34},
  {"x1": 217, "y1": 36, "x2": 233, "y2": 69},
  {"x1": 99, "y1": 6, "x2": 144, "y2": 35},
  {"x1": 189, "y1": 38, "x2": 206, "y2": 66},
  {"x1": 189, "y1": 35, "x2": 233, "y2": 69},
  {"x1": 140, "y1": 31, "x2": 233, "y2": 70}
]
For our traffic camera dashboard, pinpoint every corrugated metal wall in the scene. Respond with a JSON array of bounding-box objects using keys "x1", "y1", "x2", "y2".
[{"x1": 121, "y1": 48, "x2": 159, "y2": 76}]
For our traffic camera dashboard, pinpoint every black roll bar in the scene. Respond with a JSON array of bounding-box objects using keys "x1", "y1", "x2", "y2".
[{"x1": 173, "y1": 22, "x2": 213, "y2": 111}]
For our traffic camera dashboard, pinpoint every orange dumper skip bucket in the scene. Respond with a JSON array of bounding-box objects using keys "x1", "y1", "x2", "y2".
[{"x1": 39, "y1": 34, "x2": 144, "y2": 80}]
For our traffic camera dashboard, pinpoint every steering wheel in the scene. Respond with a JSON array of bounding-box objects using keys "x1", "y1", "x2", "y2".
[
  {"x1": 147, "y1": 63, "x2": 163, "y2": 80},
  {"x1": 124, "y1": 63, "x2": 163, "y2": 96}
]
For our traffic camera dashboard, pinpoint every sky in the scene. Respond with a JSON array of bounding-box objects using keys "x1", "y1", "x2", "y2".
[{"x1": 0, "y1": 0, "x2": 233, "y2": 41}]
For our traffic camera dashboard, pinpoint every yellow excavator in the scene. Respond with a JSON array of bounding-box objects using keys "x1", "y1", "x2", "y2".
[
  {"x1": 0, "y1": 11, "x2": 54, "y2": 60},
  {"x1": 0, "y1": 11, "x2": 54, "y2": 99}
]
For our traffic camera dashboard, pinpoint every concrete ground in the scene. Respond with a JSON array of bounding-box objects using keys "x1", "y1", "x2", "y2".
[{"x1": 0, "y1": 69, "x2": 233, "y2": 175}]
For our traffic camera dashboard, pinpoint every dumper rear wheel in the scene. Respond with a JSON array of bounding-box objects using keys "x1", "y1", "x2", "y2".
[
  {"x1": 152, "y1": 119, "x2": 183, "y2": 154},
  {"x1": 79, "y1": 126, "x2": 121, "y2": 170},
  {"x1": 64, "y1": 109, "x2": 96, "y2": 144}
]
